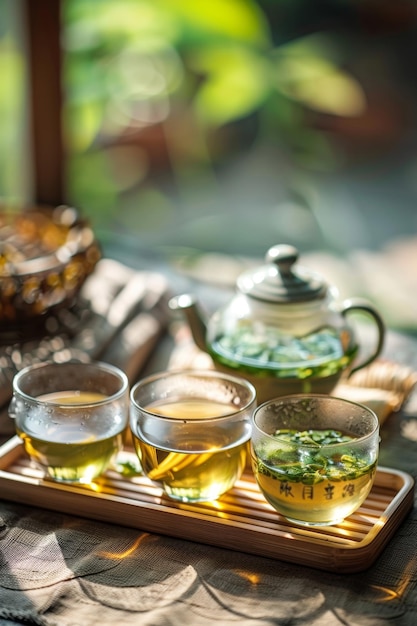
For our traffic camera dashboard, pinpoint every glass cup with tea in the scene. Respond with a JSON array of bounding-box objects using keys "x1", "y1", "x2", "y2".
[
  {"x1": 251, "y1": 394, "x2": 379, "y2": 527},
  {"x1": 9, "y1": 360, "x2": 129, "y2": 483},
  {"x1": 130, "y1": 369, "x2": 257, "y2": 502}
]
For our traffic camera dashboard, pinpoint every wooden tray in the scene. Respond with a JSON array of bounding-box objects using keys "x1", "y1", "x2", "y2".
[{"x1": 0, "y1": 436, "x2": 414, "y2": 573}]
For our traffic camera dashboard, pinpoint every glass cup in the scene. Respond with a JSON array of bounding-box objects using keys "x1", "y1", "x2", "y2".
[
  {"x1": 9, "y1": 360, "x2": 129, "y2": 483},
  {"x1": 130, "y1": 370, "x2": 257, "y2": 502},
  {"x1": 251, "y1": 394, "x2": 379, "y2": 527}
]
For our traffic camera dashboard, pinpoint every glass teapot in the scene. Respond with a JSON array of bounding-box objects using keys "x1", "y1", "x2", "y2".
[{"x1": 170, "y1": 244, "x2": 385, "y2": 402}]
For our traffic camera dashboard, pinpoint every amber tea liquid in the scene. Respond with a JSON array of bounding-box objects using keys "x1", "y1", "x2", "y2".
[
  {"x1": 132, "y1": 399, "x2": 250, "y2": 502},
  {"x1": 17, "y1": 391, "x2": 124, "y2": 483}
]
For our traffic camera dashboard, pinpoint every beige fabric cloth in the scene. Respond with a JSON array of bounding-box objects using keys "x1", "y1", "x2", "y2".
[
  {"x1": 1, "y1": 497, "x2": 416, "y2": 626},
  {"x1": 0, "y1": 258, "x2": 171, "y2": 439}
]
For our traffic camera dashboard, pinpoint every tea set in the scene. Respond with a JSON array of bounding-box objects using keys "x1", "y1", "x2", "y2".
[{"x1": 7, "y1": 241, "x2": 386, "y2": 525}]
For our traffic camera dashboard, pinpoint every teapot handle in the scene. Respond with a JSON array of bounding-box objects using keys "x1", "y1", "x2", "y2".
[{"x1": 341, "y1": 298, "x2": 385, "y2": 376}]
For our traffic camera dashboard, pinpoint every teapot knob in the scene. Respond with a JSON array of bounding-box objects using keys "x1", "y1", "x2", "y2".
[
  {"x1": 238, "y1": 243, "x2": 326, "y2": 302},
  {"x1": 266, "y1": 244, "x2": 298, "y2": 277}
]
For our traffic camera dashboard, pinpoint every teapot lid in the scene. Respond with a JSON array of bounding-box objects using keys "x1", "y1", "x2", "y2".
[{"x1": 237, "y1": 244, "x2": 328, "y2": 303}]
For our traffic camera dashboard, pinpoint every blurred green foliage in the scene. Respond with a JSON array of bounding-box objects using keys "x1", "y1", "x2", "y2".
[
  {"x1": 0, "y1": 0, "x2": 26, "y2": 205},
  {"x1": 61, "y1": 0, "x2": 367, "y2": 233},
  {"x1": 64, "y1": 0, "x2": 364, "y2": 142},
  {"x1": 0, "y1": 0, "x2": 366, "y2": 231}
]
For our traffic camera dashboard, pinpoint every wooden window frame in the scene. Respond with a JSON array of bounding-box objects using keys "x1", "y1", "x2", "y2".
[{"x1": 24, "y1": 0, "x2": 65, "y2": 206}]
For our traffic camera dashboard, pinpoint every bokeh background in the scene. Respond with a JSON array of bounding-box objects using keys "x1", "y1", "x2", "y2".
[{"x1": 1, "y1": 0, "x2": 417, "y2": 331}]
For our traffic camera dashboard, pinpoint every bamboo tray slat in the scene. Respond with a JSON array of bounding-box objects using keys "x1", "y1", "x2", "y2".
[{"x1": 0, "y1": 437, "x2": 414, "y2": 573}]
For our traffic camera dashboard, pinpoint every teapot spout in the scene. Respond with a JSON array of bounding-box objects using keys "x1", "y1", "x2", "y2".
[{"x1": 169, "y1": 294, "x2": 208, "y2": 353}]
